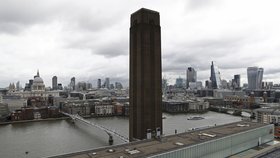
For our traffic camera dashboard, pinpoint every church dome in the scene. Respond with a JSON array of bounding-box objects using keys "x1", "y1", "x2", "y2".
[
  {"x1": 33, "y1": 76, "x2": 44, "y2": 84},
  {"x1": 32, "y1": 70, "x2": 45, "y2": 92}
]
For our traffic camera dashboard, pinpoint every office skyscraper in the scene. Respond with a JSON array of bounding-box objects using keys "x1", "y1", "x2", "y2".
[
  {"x1": 233, "y1": 74, "x2": 241, "y2": 89},
  {"x1": 129, "y1": 8, "x2": 162, "y2": 141},
  {"x1": 97, "y1": 79, "x2": 101, "y2": 89},
  {"x1": 57, "y1": 83, "x2": 63, "y2": 90},
  {"x1": 115, "y1": 82, "x2": 123, "y2": 90},
  {"x1": 210, "y1": 61, "x2": 222, "y2": 89},
  {"x1": 52, "y1": 76, "x2": 58, "y2": 90},
  {"x1": 70, "y1": 77, "x2": 75, "y2": 91},
  {"x1": 16, "y1": 81, "x2": 20, "y2": 91},
  {"x1": 186, "y1": 67, "x2": 197, "y2": 89},
  {"x1": 104, "y1": 78, "x2": 110, "y2": 89},
  {"x1": 247, "y1": 67, "x2": 263, "y2": 90},
  {"x1": 86, "y1": 83, "x2": 92, "y2": 90},
  {"x1": 257, "y1": 68, "x2": 264, "y2": 89},
  {"x1": 175, "y1": 77, "x2": 184, "y2": 88}
]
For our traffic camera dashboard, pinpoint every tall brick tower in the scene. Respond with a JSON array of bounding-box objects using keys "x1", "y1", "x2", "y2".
[{"x1": 129, "y1": 8, "x2": 162, "y2": 141}]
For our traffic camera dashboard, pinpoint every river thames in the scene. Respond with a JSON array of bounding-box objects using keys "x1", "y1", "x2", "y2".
[{"x1": 0, "y1": 111, "x2": 241, "y2": 158}]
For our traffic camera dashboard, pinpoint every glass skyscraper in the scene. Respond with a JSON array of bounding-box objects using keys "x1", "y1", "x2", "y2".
[
  {"x1": 233, "y1": 74, "x2": 241, "y2": 89},
  {"x1": 186, "y1": 67, "x2": 197, "y2": 89},
  {"x1": 210, "y1": 61, "x2": 222, "y2": 89},
  {"x1": 247, "y1": 67, "x2": 263, "y2": 90}
]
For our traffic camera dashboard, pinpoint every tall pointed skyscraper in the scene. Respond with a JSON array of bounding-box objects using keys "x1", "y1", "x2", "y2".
[
  {"x1": 129, "y1": 8, "x2": 162, "y2": 141},
  {"x1": 210, "y1": 61, "x2": 222, "y2": 89}
]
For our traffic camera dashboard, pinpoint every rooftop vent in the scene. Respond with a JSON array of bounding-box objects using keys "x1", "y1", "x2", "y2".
[
  {"x1": 107, "y1": 149, "x2": 115, "y2": 153},
  {"x1": 174, "y1": 142, "x2": 184, "y2": 146},
  {"x1": 199, "y1": 133, "x2": 216, "y2": 138},
  {"x1": 127, "y1": 149, "x2": 140, "y2": 155},
  {"x1": 237, "y1": 124, "x2": 250, "y2": 127}
]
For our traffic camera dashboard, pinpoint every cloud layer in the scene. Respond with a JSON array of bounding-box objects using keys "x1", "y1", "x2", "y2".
[{"x1": 0, "y1": 0, "x2": 280, "y2": 87}]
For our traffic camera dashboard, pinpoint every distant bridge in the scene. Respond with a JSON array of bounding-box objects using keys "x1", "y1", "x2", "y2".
[
  {"x1": 225, "y1": 107, "x2": 253, "y2": 113},
  {"x1": 60, "y1": 111, "x2": 129, "y2": 145},
  {"x1": 210, "y1": 105, "x2": 254, "y2": 114}
]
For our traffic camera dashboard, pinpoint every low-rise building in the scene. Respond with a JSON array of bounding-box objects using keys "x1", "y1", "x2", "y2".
[
  {"x1": 0, "y1": 103, "x2": 9, "y2": 121},
  {"x1": 10, "y1": 106, "x2": 62, "y2": 121},
  {"x1": 11, "y1": 107, "x2": 34, "y2": 121},
  {"x1": 197, "y1": 89, "x2": 214, "y2": 97},
  {"x1": 2, "y1": 98, "x2": 27, "y2": 112},
  {"x1": 188, "y1": 100, "x2": 209, "y2": 112},
  {"x1": 213, "y1": 89, "x2": 245, "y2": 99},
  {"x1": 62, "y1": 102, "x2": 91, "y2": 116},
  {"x1": 224, "y1": 95, "x2": 263, "y2": 108},
  {"x1": 203, "y1": 97, "x2": 224, "y2": 106},
  {"x1": 94, "y1": 104, "x2": 114, "y2": 116},
  {"x1": 27, "y1": 96, "x2": 47, "y2": 107},
  {"x1": 112, "y1": 96, "x2": 129, "y2": 103},
  {"x1": 162, "y1": 100, "x2": 209, "y2": 113},
  {"x1": 255, "y1": 108, "x2": 280, "y2": 124},
  {"x1": 61, "y1": 99, "x2": 100, "y2": 115},
  {"x1": 9, "y1": 90, "x2": 60, "y2": 99},
  {"x1": 47, "y1": 106, "x2": 61, "y2": 118},
  {"x1": 114, "y1": 103, "x2": 124, "y2": 116},
  {"x1": 163, "y1": 100, "x2": 188, "y2": 112},
  {"x1": 124, "y1": 102, "x2": 129, "y2": 116},
  {"x1": 254, "y1": 107, "x2": 280, "y2": 138}
]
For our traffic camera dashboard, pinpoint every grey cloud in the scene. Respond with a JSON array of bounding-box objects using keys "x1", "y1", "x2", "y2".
[
  {"x1": 189, "y1": 38, "x2": 243, "y2": 50},
  {"x1": 74, "y1": 11, "x2": 126, "y2": 33},
  {"x1": 163, "y1": 62, "x2": 186, "y2": 72},
  {"x1": 265, "y1": 68, "x2": 280, "y2": 75},
  {"x1": 219, "y1": 64, "x2": 248, "y2": 70},
  {"x1": 94, "y1": 44, "x2": 127, "y2": 58},
  {"x1": 187, "y1": 0, "x2": 220, "y2": 10},
  {"x1": 0, "y1": 0, "x2": 127, "y2": 34},
  {"x1": 163, "y1": 37, "x2": 245, "y2": 72},
  {"x1": 68, "y1": 37, "x2": 128, "y2": 58},
  {"x1": 0, "y1": 23, "x2": 23, "y2": 34},
  {"x1": 0, "y1": 1, "x2": 57, "y2": 34},
  {"x1": 76, "y1": 16, "x2": 111, "y2": 32}
]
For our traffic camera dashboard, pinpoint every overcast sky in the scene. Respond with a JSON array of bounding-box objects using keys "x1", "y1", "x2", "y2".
[{"x1": 0, "y1": 0, "x2": 280, "y2": 88}]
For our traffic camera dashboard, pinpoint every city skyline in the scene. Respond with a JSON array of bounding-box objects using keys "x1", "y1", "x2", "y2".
[
  {"x1": 1, "y1": 4, "x2": 280, "y2": 157},
  {"x1": 1, "y1": 0, "x2": 280, "y2": 87}
]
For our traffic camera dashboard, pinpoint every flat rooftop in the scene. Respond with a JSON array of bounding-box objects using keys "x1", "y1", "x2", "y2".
[{"x1": 50, "y1": 121, "x2": 268, "y2": 158}]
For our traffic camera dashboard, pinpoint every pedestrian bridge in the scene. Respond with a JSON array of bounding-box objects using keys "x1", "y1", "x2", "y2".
[
  {"x1": 210, "y1": 105, "x2": 253, "y2": 113},
  {"x1": 60, "y1": 111, "x2": 129, "y2": 145}
]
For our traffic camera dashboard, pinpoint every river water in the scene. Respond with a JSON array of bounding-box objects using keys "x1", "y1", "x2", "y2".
[{"x1": 0, "y1": 112, "x2": 241, "y2": 158}]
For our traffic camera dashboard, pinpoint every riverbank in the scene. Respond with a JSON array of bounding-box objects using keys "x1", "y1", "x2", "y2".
[
  {"x1": 0, "y1": 109, "x2": 237, "y2": 126},
  {"x1": 0, "y1": 117, "x2": 70, "y2": 125},
  {"x1": 162, "y1": 110, "x2": 209, "y2": 114},
  {"x1": 0, "y1": 114, "x2": 128, "y2": 125}
]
